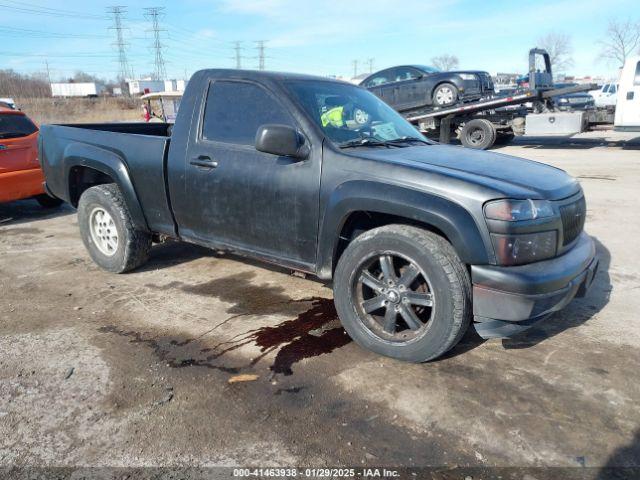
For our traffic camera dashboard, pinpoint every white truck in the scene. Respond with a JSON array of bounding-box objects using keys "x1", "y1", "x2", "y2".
[
  {"x1": 590, "y1": 83, "x2": 618, "y2": 108},
  {"x1": 614, "y1": 56, "x2": 640, "y2": 131},
  {"x1": 50, "y1": 82, "x2": 104, "y2": 98}
]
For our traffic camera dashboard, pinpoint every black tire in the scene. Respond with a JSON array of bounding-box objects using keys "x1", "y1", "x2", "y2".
[
  {"x1": 432, "y1": 82, "x2": 459, "y2": 107},
  {"x1": 35, "y1": 194, "x2": 63, "y2": 208},
  {"x1": 77, "y1": 184, "x2": 151, "y2": 273},
  {"x1": 460, "y1": 118, "x2": 496, "y2": 149},
  {"x1": 333, "y1": 225, "x2": 471, "y2": 362}
]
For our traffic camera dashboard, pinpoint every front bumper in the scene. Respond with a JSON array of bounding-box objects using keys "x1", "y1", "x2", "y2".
[{"x1": 471, "y1": 233, "x2": 598, "y2": 338}]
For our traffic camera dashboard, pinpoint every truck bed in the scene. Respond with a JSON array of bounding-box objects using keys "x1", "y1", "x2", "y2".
[{"x1": 39, "y1": 122, "x2": 175, "y2": 235}]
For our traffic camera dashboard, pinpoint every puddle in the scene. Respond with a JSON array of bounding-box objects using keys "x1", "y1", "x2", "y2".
[
  {"x1": 97, "y1": 325, "x2": 240, "y2": 374},
  {"x1": 113, "y1": 273, "x2": 352, "y2": 376},
  {"x1": 245, "y1": 296, "x2": 351, "y2": 376}
]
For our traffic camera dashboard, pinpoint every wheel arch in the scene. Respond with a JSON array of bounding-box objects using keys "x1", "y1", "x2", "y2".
[
  {"x1": 316, "y1": 181, "x2": 491, "y2": 280},
  {"x1": 63, "y1": 142, "x2": 149, "y2": 231}
]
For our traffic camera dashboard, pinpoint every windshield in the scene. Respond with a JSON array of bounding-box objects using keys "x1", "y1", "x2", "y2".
[
  {"x1": 286, "y1": 80, "x2": 427, "y2": 147},
  {"x1": 0, "y1": 113, "x2": 38, "y2": 139}
]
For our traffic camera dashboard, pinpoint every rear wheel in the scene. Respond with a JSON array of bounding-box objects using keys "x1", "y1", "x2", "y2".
[
  {"x1": 35, "y1": 194, "x2": 63, "y2": 208},
  {"x1": 77, "y1": 184, "x2": 151, "y2": 273},
  {"x1": 333, "y1": 225, "x2": 471, "y2": 362},
  {"x1": 432, "y1": 83, "x2": 459, "y2": 107},
  {"x1": 460, "y1": 118, "x2": 497, "y2": 149}
]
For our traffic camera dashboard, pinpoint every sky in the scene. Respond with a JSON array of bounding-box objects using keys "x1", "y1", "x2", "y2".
[{"x1": 0, "y1": 0, "x2": 635, "y2": 82}]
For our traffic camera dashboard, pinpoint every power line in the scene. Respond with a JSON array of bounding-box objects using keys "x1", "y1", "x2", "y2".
[
  {"x1": 107, "y1": 6, "x2": 132, "y2": 82},
  {"x1": 231, "y1": 41, "x2": 243, "y2": 69},
  {"x1": 144, "y1": 7, "x2": 167, "y2": 80},
  {"x1": 0, "y1": 26, "x2": 109, "y2": 39},
  {"x1": 0, "y1": 1, "x2": 108, "y2": 20}
]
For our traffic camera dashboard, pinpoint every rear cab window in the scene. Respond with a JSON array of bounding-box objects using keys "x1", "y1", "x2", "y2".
[
  {"x1": 0, "y1": 113, "x2": 38, "y2": 139},
  {"x1": 201, "y1": 80, "x2": 294, "y2": 145}
]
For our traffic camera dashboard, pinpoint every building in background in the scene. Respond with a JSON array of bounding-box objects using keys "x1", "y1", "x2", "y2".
[{"x1": 50, "y1": 82, "x2": 105, "y2": 98}]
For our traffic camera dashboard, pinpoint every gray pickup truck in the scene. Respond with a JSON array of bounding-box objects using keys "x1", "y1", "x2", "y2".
[{"x1": 39, "y1": 69, "x2": 598, "y2": 362}]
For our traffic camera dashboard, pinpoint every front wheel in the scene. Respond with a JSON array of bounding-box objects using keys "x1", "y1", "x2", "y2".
[
  {"x1": 432, "y1": 83, "x2": 459, "y2": 107},
  {"x1": 77, "y1": 184, "x2": 151, "y2": 273},
  {"x1": 333, "y1": 225, "x2": 471, "y2": 362}
]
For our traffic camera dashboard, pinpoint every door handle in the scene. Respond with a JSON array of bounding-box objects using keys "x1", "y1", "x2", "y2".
[{"x1": 190, "y1": 155, "x2": 218, "y2": 168}]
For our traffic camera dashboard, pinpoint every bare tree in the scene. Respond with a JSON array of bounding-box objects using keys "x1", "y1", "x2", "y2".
[
  {"x1": 598, "y1": 19, "x2": 640, "y2": 67},
  {"x1": 537, "y1": 31, "x2": 574, "y2": 72},
  {"x1": 0, "y1": 69, "x2": 51, "y2": 98},
  {"x1": 70, "y1": 71, "x2": 103, "y2": 83},
  {"x1": 431, "y1": 54, "x2": 459, "y2": 71}
]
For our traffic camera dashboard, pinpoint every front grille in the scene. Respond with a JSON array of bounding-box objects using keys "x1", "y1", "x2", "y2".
[{"x1": 559, "y1": 196, "x2": 586, "y2": 245}]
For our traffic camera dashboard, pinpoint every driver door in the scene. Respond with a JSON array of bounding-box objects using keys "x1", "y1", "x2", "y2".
[{"x1": 176, "y1": 79, "x2": 321, "y2": 268}]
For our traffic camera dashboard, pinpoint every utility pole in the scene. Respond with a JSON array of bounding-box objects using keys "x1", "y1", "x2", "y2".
[
  {"x1": 144, "y1": 7, "x2": 167, "y2": 81},
  {"x1": 107, "y1": 6, "x2": 132, "y2": 84},
  {"x1": 255, "y1": 40, "x2": 266, "y2": 70},
  {"x1": 44, "y1": 60, "x2": 52, "y2": 97},
  {"x1": 232, "y1": 41, "x2": 243, "y2": 69},
  {"x1": 351, "y1": 59, "x2": 358, "y2": 78},
  {"x1": 365, "y1": 58, "x2": 374, "y2": 73}
]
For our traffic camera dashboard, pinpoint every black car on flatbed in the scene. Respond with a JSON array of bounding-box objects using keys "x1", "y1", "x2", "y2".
[
  {"x1": 39, "y1": 69, "x2": 598, "y2": 362},
  {"x1": 360, "y1": 65, "x2": 494, "y2": 110}
]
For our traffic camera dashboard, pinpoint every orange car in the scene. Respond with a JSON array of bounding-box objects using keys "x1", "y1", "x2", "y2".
[{"x1": 0, "y1": 106, "x2": 61, "y2": 207}]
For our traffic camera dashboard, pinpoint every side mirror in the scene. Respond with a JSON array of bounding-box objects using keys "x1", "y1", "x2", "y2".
[{"x1": 255, "y1": 124, "x2": 309, "y2": 159}]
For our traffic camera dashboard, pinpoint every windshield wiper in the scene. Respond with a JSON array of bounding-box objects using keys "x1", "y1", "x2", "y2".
[
  {"x1": 385, "y1": 136, "x2": 431, "y2": 146},
  {"x1": 339, "y1": 138, "x2": 404, "y2": 149}
]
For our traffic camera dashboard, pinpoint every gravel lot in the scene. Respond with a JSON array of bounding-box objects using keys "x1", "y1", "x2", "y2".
[{"x1": 1, "y1": 131, "x2": 639, "y2": 478}]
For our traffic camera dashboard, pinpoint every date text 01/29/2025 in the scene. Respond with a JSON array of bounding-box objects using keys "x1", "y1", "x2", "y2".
[{"x1": 232, "y1": 467, "x2": 400, "y2": 477}]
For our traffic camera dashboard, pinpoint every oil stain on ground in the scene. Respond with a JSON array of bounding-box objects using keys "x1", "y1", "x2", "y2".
[{"x1": 125, "y1": 272, "x2": 352, "y2": 376}]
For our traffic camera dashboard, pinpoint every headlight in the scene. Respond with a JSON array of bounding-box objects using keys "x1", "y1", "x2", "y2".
[
  {"x1": 484, "y1": 199, "x2": 555, "y2": 221},
  {"x1": 459, "y1": 73, "x2": 477, "y2": 81},
  {"x1": 491, "y1": 231, "x2": 557, "y2": 265}
]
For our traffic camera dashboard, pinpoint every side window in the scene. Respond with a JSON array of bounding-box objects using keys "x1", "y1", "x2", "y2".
[
  {"x1": 202, "y1": 81, "x2": 294, "y2": 145},
  {"x1": 365, "y1": 72, "x2": 392, "y2": 87},
  {"x1": 610, "y1": 84, "x2": 617, "y2": 94},
  {"x1": 634, "y1": 62, "x2": 640, "y2": 86},
  {"x1": 0, "y1": 114, "x2": 38, "y2": 139},
  {"x1": 393, "y1": 67, "x2": 419, "y2": 82},
  {"x1": 602, "y1": 84, "x2": 610, "y2": 93}
]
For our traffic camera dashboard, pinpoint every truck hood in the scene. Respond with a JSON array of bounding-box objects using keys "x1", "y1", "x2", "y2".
[{"x1": 354, "y1": 144, "x2": 579, "y2": 200}]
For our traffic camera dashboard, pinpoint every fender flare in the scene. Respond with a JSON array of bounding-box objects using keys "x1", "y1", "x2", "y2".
[
  {"x1": 62, "y1": 142, "x2": 149, "y2": 231},
  {"x1": 316, "y1": 180, "x2": 492, "y2": 279}
]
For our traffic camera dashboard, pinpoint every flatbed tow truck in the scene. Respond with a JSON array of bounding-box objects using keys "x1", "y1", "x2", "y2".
[{"x1": 403, "y1": 49, "x2": 611, "y2": 149}]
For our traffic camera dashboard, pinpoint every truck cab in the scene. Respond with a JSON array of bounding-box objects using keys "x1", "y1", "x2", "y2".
[{"x1": 615, "y1": 56, "x2": 640, "y2": 131}]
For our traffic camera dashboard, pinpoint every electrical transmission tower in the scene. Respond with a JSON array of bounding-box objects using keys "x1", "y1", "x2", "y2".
[
  {"x1": 365, "y1": 58, "x2": 375, "y2": 73},
  {"x1": 351, "y1": 60, "x2": 359, "y2": 78},
  {"x1": 231, "y1": 41, "x2": 243, "y2": 69},
  {"x1": 108, "y1": 6, "x2": 132, "y2": 82},
  {"x1": 255, "y1": 40, "x2": 266, "y2": 70},
  {"x1": 144, "y1": 7, "x2": 167, "y2": 81}
]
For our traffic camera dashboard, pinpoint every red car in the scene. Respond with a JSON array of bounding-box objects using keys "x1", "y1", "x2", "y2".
[{"x1": 0, "y1": 106, "x2": 61, "y2": 206}]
